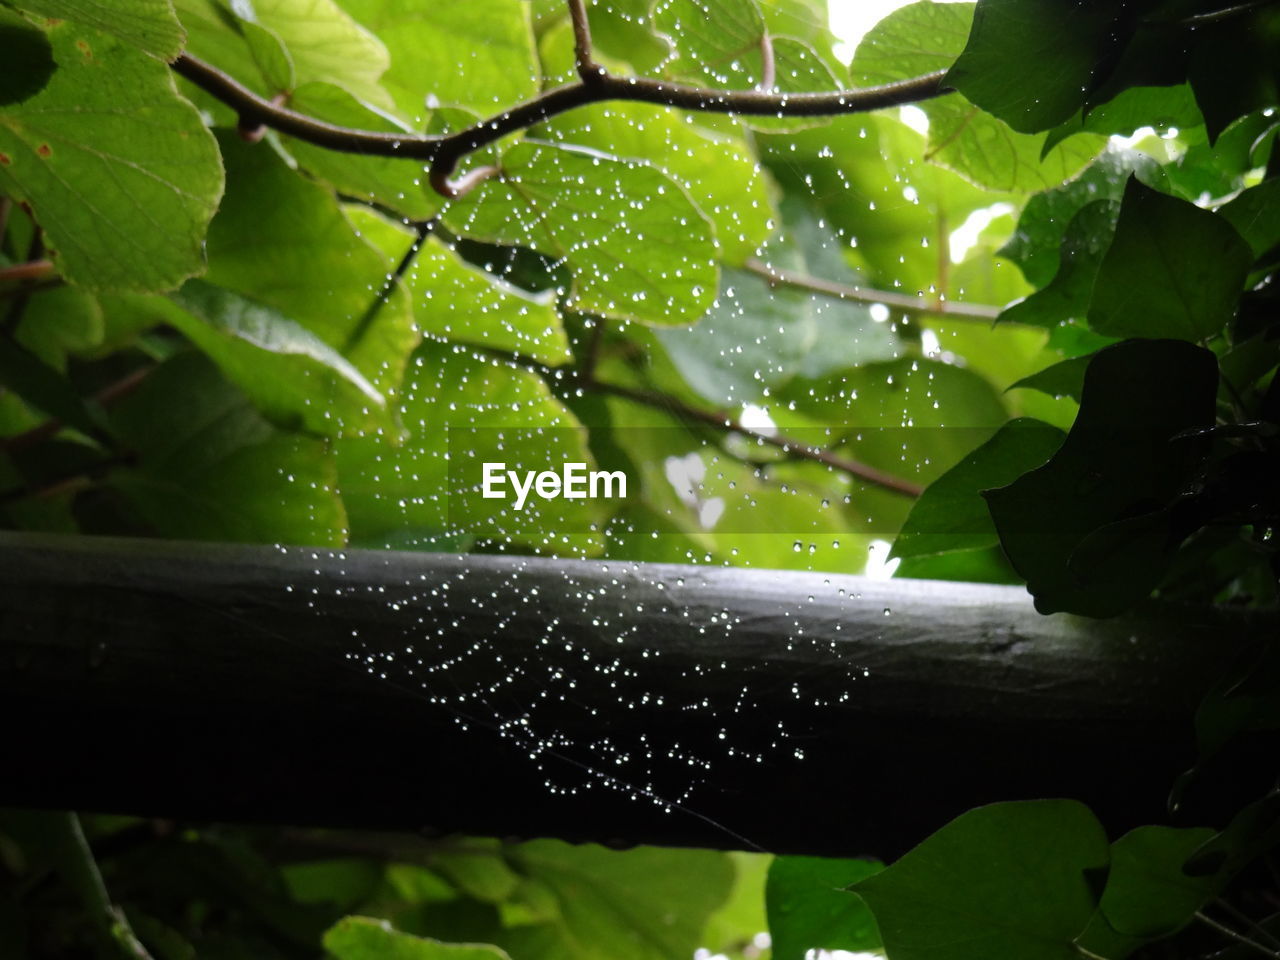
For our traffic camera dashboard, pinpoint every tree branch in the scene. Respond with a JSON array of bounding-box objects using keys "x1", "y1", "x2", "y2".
[
  {"x1": 587, "y1": 378, "x2": 925, "y2": 498},
  {"x1": 744, "y1": 257, "x2": 1003, "y2": 323},
  {"x1": 172, "y1": 53, "x2": 949, "y2": 193},
  {"x1": 0, "y1": 259, "x2": 55, "y2": 285}
]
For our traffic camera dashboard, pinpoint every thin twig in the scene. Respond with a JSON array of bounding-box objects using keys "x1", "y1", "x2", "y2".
[
  {"x1": 1196, "y1": 910, "x2": 1280, "y2": 959},
  {"x1": 50, "y1": 813, "x2": 155, "y2": 960},
  {"x1": 1, "y1": 364, "x2": 151, "y2": 455},
  {"x1": 0, "y1": 197, "x2": 12, "y2": 250},
  {"x1": 2, "y1": 233, "x2": 46, "y2": 334},
  {"x1": 589, "y1": 379, "x2": 924, "y2": 498},
  {"x1": 1215, "y1": 898, "x2": 1280, "y2": 950},
  {"x1": 757, "y1": 32, "x2": 776, "y2": 92},
  {"x1": 581, "y1": 316, "x2": 607, "y2": 382},
  {"x1": 0, "y1": 259, "x2": 55, "y2": 285},
  {"x1": 744, "y1": 257, "x2": 1003, "y2": 323},
  {"x1": 172, "y1": 53, "x2": 949, "y2": 192},
  {"x1": 345, "y1": 216, "x2": 438, "y2": 353},
  {"x1": 567, "y1": 0, "x2": 605, "y2": 82}
]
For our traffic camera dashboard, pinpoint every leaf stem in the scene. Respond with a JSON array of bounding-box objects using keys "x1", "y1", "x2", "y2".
[
  {"x1": 0, "y1": 259, "x2": 56, "y2": 285},
  {"x1": 171, "y1": 54, "x2": 948, "y2": 194},
  {"x1": 345, "y1": 216, "x2": 438, "y2": 354},
  {"x1": 567, "y1": 0, "x2": 605, "y2": 83},
  {"x1": 48, "y1": 812, "x2": 155, "y2": 960},
  {"x1": 1196, "y1": 910, "x2": 1280, "y2": 959},
  {"x1": 743, "y1": 257, "x2": 1003, "y2": 323},
  {"x1": 587, "y1": 378, "x2": 924, "y2": 497}
]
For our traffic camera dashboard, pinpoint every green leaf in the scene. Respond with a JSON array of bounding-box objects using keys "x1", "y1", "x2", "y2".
[
  {"x1": 500, "y1": 840, "x2": 734, "y2": 960},
  {"x1": 1000, "y1": 149, "x2": 1162, "y2": 289},
  {"x1": 1088, "y1": 177, "x2": 1253, "y2": 341},
  {"x1": 9, "y1": 0, "x2": 185, "y2": 60},
  {"x1": 245, "y1": 0, "x2": 390, "y2": 108},
  {"x1": 537, "y1": 24, "x2": 774, "y2": 265},
  {"x1": 852, "y1": 799, "x2": 1109, "y2": 960},
  {"x1": 946, "y1": 0, "x2": 1116, "y2": 133},
  {"x1": 925, "y1": 99, "x2": 1105, "y2": 194},
  {"x1": 347, "y1": 207, "x2": 570, "y2": 366},
  {"x1": 0, "y1": 18, "x2": 55, "y2": 105},
  {"x1": 1007, "y1": 356, "x2": 1091, "y2": 402},
  {"x1": 766, "y1": 856, "x2": 883, "y2": 960},
  {"x1": 1041, "y1": 84, "x2": 1204, "y2": 156},
  {"x1": 163, "y1": 280, "x2": 389, "y2": 437},
  {"x1": 173, "y1": 0, "x2": 391, "y2": 108},
  {"x1": 324, "y1": 916, "x2": 511, "y2": 960},
  {"x1": 14, "y1": 284, "x2": 104, "y2": 368},
  {"x1": 1218, "y1": 177, "x2": 1280, "y2": 260},
  {"x1": 998, "y1": 200, "x2": 1119, "y2": 329},
  {"x1": 1075, "y1": 826, "x2": 1219, "y2": 959},
  {"x1": 850, "y1": 0, "x2": 1104, "y2": 193},
  {"x1": 107, "y1": 351, "x2": 347, "y2": 545},
  {"x1": 891, "y1": 418, "x2": 1064, "y2": 560},
  {"x1": 653, "y1": 0, "x2": 765, "y2": 91},
  {"x1": 283, "y1": 82, "x2": 440, "y2": 222},
  {"x1": 340, "y1": 0, "x2": 538, "y2": 120},
  {"x1": 204, "y1": 135, "x2": 418, "y2": 400},
  {"x1": 656, "y1": 202, "x2": 900, "y2": 406},
  {"x1": 335, "y1": 341, "x2": 603, "y2": 553},
  {"x1": 0, "y1": 333, "x2": 106, "y2": 439},
  {"x1": 0, "y1": 20, "x2": 223, "y2": 293},
  {"x1": 984, "y1": 339, "x2": 1218, "y2": 617},
  {"x1": 443, "y1": 140, "x2": 718, "y2": 326},
  {"x1": 1185, "y1": 6, "x2": 1280, "y2": 141},
  {"x1": 759, "y1": 113, "x2": 1009, "y2": 300}
]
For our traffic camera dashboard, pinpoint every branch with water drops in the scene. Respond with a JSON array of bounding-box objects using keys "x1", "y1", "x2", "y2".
[
  {"x1": 744, "y1": 257, "x2": 1004, "y2": 324},
  {"x1": 171, "y1": 0, "x2": 949, "y2": 197}
]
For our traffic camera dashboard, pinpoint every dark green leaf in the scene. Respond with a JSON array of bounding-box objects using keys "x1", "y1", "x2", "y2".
[
  {"x1": 1000, "y1": 149, "x2": 1162, "y2": 289},
  {"x1": 984, "y1": 339, "x2": 1218, "y2": 616},
  {"x1": 851, "y1": 1, "x2": 1103, "y2": 192},
  {"x1": 852, "y1": 799, "x2": 1109, "y2": 960},
  {"x1": 0, "y1": 19, "x2": 55, "y2": 105},
  {"x1": 998, "y1": 200, "x2": 1119, "y2": 329},
  {"x1": 1076, "y1": 826, "x2": 1219, "y2": 960},
  {"x1": 946, "y1": 0, "x2": 1118, "y2": 133},
  {"x1": 0, "y1": 333, "x2": 106, "y2": 439},
  {"x1": 1088, "y1": 177, "x2": 1252, "y2": 341},
  {"x1": 892, "y1": 418, "x2": 1064, "y2": 560},
  {"x1": 108, "y1": 351, "x2": 347, "y2": 545},
  {"x1": 766, "y1": 855, "x2": 882, "y2": 960},
  {"x1": 1218, "y1": 178, "x2": 1280, "y2": 260},
  {"x1": 1007, "y1": 356, "x2": 1091, "y2": 402}
]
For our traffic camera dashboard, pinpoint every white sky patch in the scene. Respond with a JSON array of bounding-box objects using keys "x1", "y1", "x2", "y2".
[
  {"x1": 740, "y1": 403, "x2": 779, "y2": 437},
  {"x1": 1110, "y1": 125, "x2": 1157, "y2": 149},
  {"x1": 829, "y1": 0, "x2": 970, "y2": 62},
  {"x1": 898, "y1": 104, "x2": 931, "y2": 136},
  {"x1": 865, "y1": 539, "x2": 901, "y2": 580},
  {"x1": 949, "y1": 202, "x2": 1016, "y2": 262},
  {"x1": 920, "y1": 328, "x2": 941, "y2": 357}
]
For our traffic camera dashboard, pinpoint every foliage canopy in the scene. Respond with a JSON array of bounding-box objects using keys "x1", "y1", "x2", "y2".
[{"x1": 1, "y1": 0, "x2": 1278, "y2": 957}]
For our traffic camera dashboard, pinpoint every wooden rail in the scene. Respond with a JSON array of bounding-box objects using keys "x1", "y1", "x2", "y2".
[{"x1": 0, "y1": 532, "x2": 1271, "y2": 857}]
